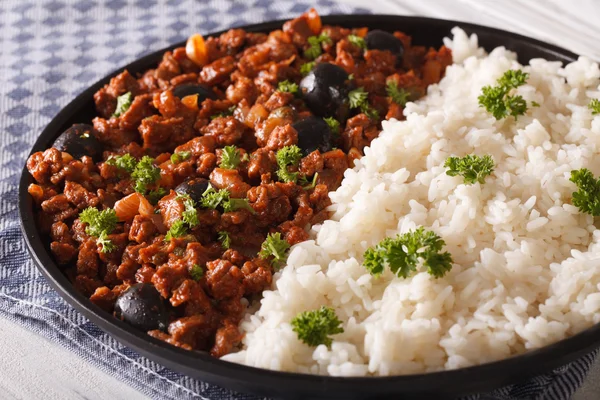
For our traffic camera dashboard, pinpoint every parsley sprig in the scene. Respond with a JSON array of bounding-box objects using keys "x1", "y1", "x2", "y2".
[
  {"x1": 106, "y1": 153, "x2": 137, "y2": 173},
  {"x1": 112, "y1": 92, "x2": 133, "y2": 118},
  {"x1": 589, "y1": 99, "x2": 600, "y2": 115},
  {"x1": 219, "y1": 145, "x2": 242, "y2": 170},
  {"x1": 363, "y1": 227, "x2": 453, "y2": 279},
  {"x1": 277, "y1": 80, "x2": 299, "y2": 95},
  {"x1": 444, "y1": 154, "x2": 495, "y2": 185},
  {"x1": 300, "y1": 61, "x2": 315, "y2": 76},
  {"x1": 386, "y1": 81, "x2": 410, "y2": 106},
  {"x1": 131, "y1": 156, "x2": 161, "y2": 194},
  {"x1": 478, "y1": 69, "x2": 531, "y2": 120},
  {"x1": 164, "y1": 193, "x2": 199, "y2": 241},
  {"x1": 291, "y1": 306, "x2": 344, "y2": 348},
  {"x1": 323, "y1": 117, "x2": 340, "y2": 136},
  {"x1": 304, "y1": 33, "x2": 331, "y2": 60},
  {"x1": 258, "y1": 232, "x2": 290, "y2": 267},
  {"x1": 79, "y1": 207, "x2": 119, "y2": 253},
  {"x1": 210, "y1": 106, "x2": 236, "y2": 120},
  {"x1": 348, "y1": 87, "x2": 379, "y2": 120},
  {"x1": 276, "y1": 145, "x2": 303, "y2": 183},
  {"x1": 570, "y1": 168, "x2": 600, "y2": 216},
  {"x1": 218, "y1": 231, "x2": 231, "y2": 249},
  {"x1": 170, "y1": 151, "x2": 191, "y2": 164},
  {"x1": 347, "y1": 34, "x2": 366, "y2": 50},
  {"x1": 190, "y1": 264, "x2": 204, "y2": 281},
  {"x1": 199, "y1": 185, "x2": 254, "y2": 214}
]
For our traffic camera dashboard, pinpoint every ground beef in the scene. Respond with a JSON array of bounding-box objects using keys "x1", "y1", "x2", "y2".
[{"x1": 26, "y1": 9, "x2": 451, "y2": 358}]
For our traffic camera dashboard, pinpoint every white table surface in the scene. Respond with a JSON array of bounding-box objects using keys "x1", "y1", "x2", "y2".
[{"x1": 4, "y1": 0, "x2": 600, "y2": 399}]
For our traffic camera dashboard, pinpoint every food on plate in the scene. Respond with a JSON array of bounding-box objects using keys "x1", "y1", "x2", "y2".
[
  {"x1": 222, "y1": 28, "x2": 600, "y2": 376},
  {"x1": 25, "y1": 9, "x2": 452, "y2": 358}
]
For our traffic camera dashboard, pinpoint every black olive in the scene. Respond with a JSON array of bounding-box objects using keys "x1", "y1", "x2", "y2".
[
  {"x1": 114, "y1": 283, "x2": 168, "y2": 332},
  {"x1": 299, "y1": 63, "x2": 350, "y2": 120},
  {"x1": 52, "y1": 124, "x2": 103, "y2": 162},
  {"x1": 365, "y1": 30, "x2": 405, "y2": 58},
  {"x1": 293, "y1": 116, "x2": 333, "y2": 155},
  {"x1": 172, "y1": 84, "x2": 217, "y2": 106},
  {"x1": 175, "y1": 178, "x2": 210, "y2": 203}
]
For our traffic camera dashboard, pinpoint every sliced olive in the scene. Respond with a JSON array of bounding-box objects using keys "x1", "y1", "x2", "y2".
[
  {"x1": 268, "y1": 106, "x2": 297, "y2": 121},
  {"x1": 172, "y1": 84, "x2": 217, "y2": 106},
  {"x1": 114, "y1": 283, "x2": 168, "y2": 332},
  {"x1": 52, "y1": 124, "x2": 103, "y2": 162},
  {"x1": 175, "y1": 178, "x2": 210, "y2": 203},
  {"x1": 299, "y1": 63, "x2": 350, "y2": 120},
  {"x1": 293, "y1": 116, "x2": 333, "y2": 155},
  {"x1": 365, "y1": 30, "x2": 404, "y2": 58}
]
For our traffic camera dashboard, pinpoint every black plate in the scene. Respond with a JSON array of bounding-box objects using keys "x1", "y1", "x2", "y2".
[{"x1": 19, "y1": 14, "x2": 596, "y2": 400}]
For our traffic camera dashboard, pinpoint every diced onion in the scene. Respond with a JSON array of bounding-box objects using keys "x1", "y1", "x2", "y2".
[{"x1": 185, "y1": 33, "x2": 209, "y2": 67}]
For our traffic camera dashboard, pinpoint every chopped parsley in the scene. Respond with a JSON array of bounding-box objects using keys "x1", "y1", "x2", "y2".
[
  {"x1": 105, "y1": 153, "x2": 137, "y2": 173},
  {"x1": 304, "y1": 33, "x2": 331, "y2": 60},
  {"x1": 219, "y1": 145, "x2": 242, "y2": 170},
  {"x1": 276, "y1": 145, "x2": 303, "y2": 183},
  {"x1": 444, "y1": 154, "x2": 495, "y2": 185},
  {"x1": 190, "y1": 264, "x2": 204, "y2": 281},
  {"x1": 199, "y1": 185, "x2": 229, "y2": 209},
  {"x1": 199, "y1": 185, "x2": 254, "y2": 213},
  {"x1": 570, "y1": 168, "x2": 600, "y2": 216},
  {"x1": 259, "y1": 232, "x2": 290, "y2": 267},
  {"x1": 180, "y1": 195, "x2": 199, "y2": 228},
  {"x1": 364, "y1": 227, "x2": 453, "y2": 279},
  {"x1": 218, "y1": 231, "x2": 231, "y2": 249},
  {"x1": 210, "y1": 105, "x2": 236, "y2": 120},
  {"x1": 323, "y1": 117, "x2": 340, "y2": 136},
  {"x1": 222, "y1": 197, "x2": 255, "y2": 214},
  {"x1": 348, "y1": 87, "x2": 379, "y2": 120},
  {"x1": 165, "y1": 219, "x2": 187, "y2": 241},
  {"x1": 131, "y1": 155, "x2": 161, "y2": 194},
  {"x1": 79, "y1": 207, "x2": 119, "y2": 253},
  {"x1": 478, "y1": 69, "x2": 531, "y2": 120},
  {"x1": 299, "y1": 172, "x2": 319, "y2": 189},
  {"x1": 291, "y1": 306, "x2": 344, "y2": 348},
  {"x1": 386, "y1": 81, "x2": 411, "y2": 106},
  {"x1": 300, "y1": 61, "x2": 316, "y2": 76},
  {"x1": 112, "y1": 92, "x2": 133, "y2": 118},
  {"x1": 277, "y1": 80, "x2": 299, "y2": 95},
  {"x1": 170, "y1": 151, "x2": 191, "y2": 164},
  {"x1": 347, "y1": 34, "x2": 366, "y2": 50},
  {"x1": 589, "y1": 99, "x2": 600, "y2": 115}
]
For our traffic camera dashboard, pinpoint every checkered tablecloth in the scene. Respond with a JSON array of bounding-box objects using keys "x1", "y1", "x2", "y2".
[{"x1": 0, "y1": 1, "x2": 597, "y2": 399}]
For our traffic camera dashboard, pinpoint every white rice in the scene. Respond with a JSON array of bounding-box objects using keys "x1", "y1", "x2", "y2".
[{"x1": 222, "y1": 27, "x2": 600, "y2": 376}]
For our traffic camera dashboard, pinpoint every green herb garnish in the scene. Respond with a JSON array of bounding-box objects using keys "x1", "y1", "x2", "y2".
[
  {"x1": 112, "y1": 92, "x2": 133, "y2": 118},
  {"x1": 165, "y1": 219, "x2": 187, "y2": 241},
  {"x1": 219, "y1": 145, "x2": 242, "y2": 170},
  {"x1": 570, "y1": 168, "x2": 600, "y2": 216},
  {"x1": 386, "y1": 81, "x2": 411, "y2": 106},
  {"x1": 323, "y1": 117, "x2": 340, "y2": 136},
  {"x1": 444, "y1": 154, "x2": 495, "y2": 185},
  {"x1": 79, "y1": 207, "x2": 119, "y2": 253},
  {"x1": 105, "y1": 153, "x2": 137, "y2": 173},
  {"x1": 291, "y1": 306, "x2": 344, "y2": 348},
  {"x1": 304, "y1": 33, "x2": 331, "y2": 60},
  {"x1": 348, "y1": 87, "x2": 379, "y2": 120},
  {"x1": 364, "y1": 227, "x2": 453, "y2": 279},
  {"x1": 147, "y1": 187, "x2": 167, "y2": 205},
  {"x1": 180, "y1": 195, "x2": 199, "y2": 228},
  {"x1": 190, "y1": 264, "x2": 204, "y2": 281},
  {"x1": 131, "y1": 155, "x2": 160, "y2": 194},
  {"x1": 478, "y1": 69, "x2": 531, "y2": 120},
  {"x1": 298, "y1": 172, "x2": 319, "y2": 189},
  {"x1": 277, "y1": 80, "x2": 299, "y2": 95},
  {"x1": 589, "y1": 99, "x2": 600, "y2": 115},
  {"x1": 222, "y1": 197, "x2": 255, "y2": 214},
  {"x1": 210, "y1": 105, "x2": 236, "y2": 120},
  {"x1": 218, "y1": 231, "x2": 231, "y2": 249},
  {"x1": 170, "y1": 151, "x2": 191, "y2": 164},
  {"x1": 199, "y1": 185, "x2": 230, "y2": 209},
  {"x1": 347, "y1": 34, "x2": 366, "y2": 49},
  {"x1": 300, "y1": 61, "x2": 316, "y2": 76},
  {"x1": 259, "y1": 232, "x2": 290, "y2": 267},
  {"x1": 276, "y1": 145, "x2": 303, "y2": 183}
]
